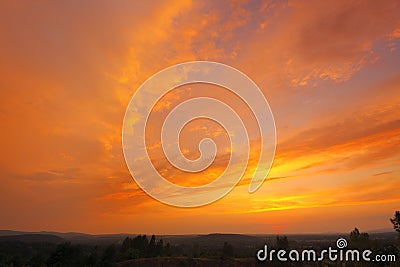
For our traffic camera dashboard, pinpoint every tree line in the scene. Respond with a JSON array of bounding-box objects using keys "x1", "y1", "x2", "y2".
[{"x1": 0, "y1": 211, "x2": 399, "y2": 266}]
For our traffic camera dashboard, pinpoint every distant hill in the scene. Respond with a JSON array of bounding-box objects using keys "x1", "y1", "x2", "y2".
[
  {"x1": 0, "y1": 234, "x2": 65, "y2": 244},
  {"x1": 199, "y1": 233, "x2": 259, "y2": 239},
  {"x1": 0, "y1": 230, "x2": 30, "y2": 236},
  {"x1": 0, "y1": 230, "x2": 135, "y2": 245},
  {"x1": 0, "y1": 230, "x2": 397, "y2": 246},
  {"x1": 193, "y1": 233, "x2": 263, "y2": 245}
]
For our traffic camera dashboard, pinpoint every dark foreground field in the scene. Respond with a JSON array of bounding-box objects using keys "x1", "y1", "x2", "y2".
[
  {"x1": 0, "y1": 230, "x2": 398, "y2": 266},
  {"x1": 116, "y1": 257, "x2": 256, "y2": 267}
]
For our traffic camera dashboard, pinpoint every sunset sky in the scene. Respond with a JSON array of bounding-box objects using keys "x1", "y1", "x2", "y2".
[{"x1": 0, "y1": 0, "x2": 399, "y2": 235}]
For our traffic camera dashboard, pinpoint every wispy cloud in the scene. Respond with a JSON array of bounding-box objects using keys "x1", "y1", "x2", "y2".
[{"x1": 0, "y1": 0, "x2": 399, "y2": 234}]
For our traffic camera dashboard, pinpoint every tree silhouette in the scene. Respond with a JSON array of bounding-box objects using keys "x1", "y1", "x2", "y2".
[
  {"x1": 139, "y1": 235, "x2": 149, "y2": 257},
  {"x1": 120, "y1": 234, "x2": 165, "y2": 259},
  {"x1": 101, "y1": 244, "x2": 117, "y2": 267},
  {"x1": 222, "y1": 242, "x2": 234, "y2": 259},
  {"x1": 156, "y1": 239, "x2": 164, "y2": 257},
  {"x1": 349, "y1": 228, "x2": 371, "y2": 250},
  {"x1": 390, "y1": 211, "x2": 400, "y2": 233},
  {"x1": 47, "y1": 242, "x2": 85, "y2": 267},
  {"x1": 147, "y1": 234, "x2": 156, "y2": 257},
  {"x1": 121, "y1": 237, "x2": 132, "y2": 253},
  {"x1": 276, "y1": 236, "x2": 289, "y2": 250},
  {"x1": 164, "y1": 242, "x2": 172, "y2": 256},
  {"x1": 391, "y1": 211, "x2": 400, "y2": 247}
]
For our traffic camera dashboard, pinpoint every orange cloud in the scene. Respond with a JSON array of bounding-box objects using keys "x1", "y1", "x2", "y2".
[{"x1": 0, "y1": 0, "x2": 399, "y2": 234}]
